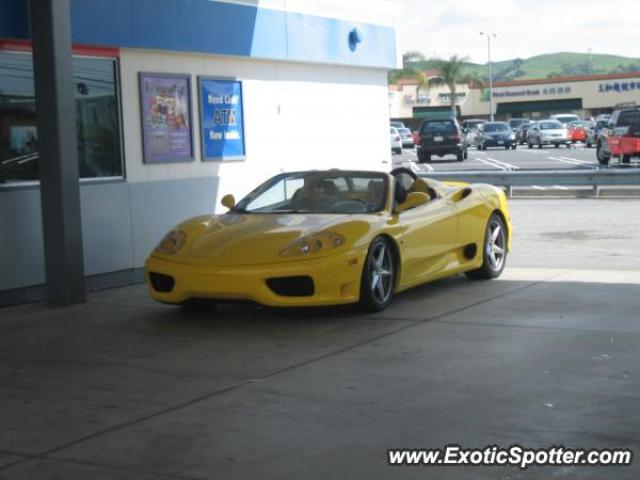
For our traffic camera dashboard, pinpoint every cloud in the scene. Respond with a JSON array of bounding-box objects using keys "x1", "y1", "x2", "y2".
[{"x1": 392, "y1": 0, "x2": 640, "y2": 62}]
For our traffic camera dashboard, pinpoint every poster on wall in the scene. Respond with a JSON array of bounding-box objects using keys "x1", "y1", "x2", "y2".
[
  {"x1": 139, "y1": 72, "x2": 194, "y2": 164},
  {"x1": 198, "y1": 77, "x2": 246, "y2": 161}
]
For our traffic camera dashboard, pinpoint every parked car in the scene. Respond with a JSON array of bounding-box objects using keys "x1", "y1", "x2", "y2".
[
  {"x1": 550, "y1": 113, "x2": 582, "y2": 126},
  {"x1": 508, "y1": 118, "x2": 530, "y2": 132},
  {"x1": 567, "y1": 120, "x2": 589, "y2": 144},
  {"x1": 390, "y1": 127, "x2": 402, "y2": 154},
  {"x1": 465, "y1": 126, "x2": 481, "y2": 147},
  {"x1": 596, "y1": 107, "x2": 640, "y2": 165},
  {"x1": 416, "y1": 118, "x2": 467, "y2": 162},
  {"x1": 397, "y1": 127, "x2": 415, "y2": 148},
  {"x1": 527, "y1": 120, "x2": 571, "y2": 148},
  {"x1": 146, "y1": 168, "x2": 512, "y2": 312},
  {"x1": 462, "y1": 118, "x2": 487, "y2": 132},
  {"x1": 390, "y1": 121, "x2": 406, "y2": 130},
  {"x1": 515, "y1": 121, "x2": 534, "y2": 145},
  {"x1": 586, "y1": 119, "x2": 609, "y2": 148},
  {"x1": 476, "y1": 122, "x2": 517, "y2": 150}
]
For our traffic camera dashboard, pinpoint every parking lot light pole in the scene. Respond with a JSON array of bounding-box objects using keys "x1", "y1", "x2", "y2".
[{"x1": 480, "y1": 32, "x2": 496, "y2": 121}]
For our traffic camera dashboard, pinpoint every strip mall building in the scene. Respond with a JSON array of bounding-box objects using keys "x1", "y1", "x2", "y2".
[{"x1": 390, "y1": 71, "x2": 640, "y2": 126}]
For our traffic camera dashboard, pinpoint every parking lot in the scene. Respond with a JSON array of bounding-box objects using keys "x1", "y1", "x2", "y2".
[
  {"x1": 1, "y1": 198, "x2": 639, "y2": 480},
  {"x1": 393, "y1": 144, "x2": 602, "y2": 173}
]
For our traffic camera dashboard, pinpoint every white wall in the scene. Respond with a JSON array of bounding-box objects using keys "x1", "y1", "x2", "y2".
[{"x1": 119, "y1": 49, "x2": 391, "y2": 212}]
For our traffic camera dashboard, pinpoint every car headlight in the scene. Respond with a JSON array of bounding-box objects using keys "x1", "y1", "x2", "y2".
[
  {"x1": 280, "y1": 231, "x2": 345, "y2": 257},
  {"x1": 154, "y1": 229, "x2": 187, "y2": 255}
]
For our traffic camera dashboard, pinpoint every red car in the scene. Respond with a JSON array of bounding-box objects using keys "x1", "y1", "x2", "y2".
[{"x1": 567, "y1": 121, "x2": 587, "y2": 143}]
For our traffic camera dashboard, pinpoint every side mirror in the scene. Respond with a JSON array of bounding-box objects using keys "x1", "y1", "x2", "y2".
[
  {"x1": 396, "y1": 191, "x2": 429, "y2": 213},
  {"x1": 221, "y1": 194, "x2": 236, "y2": 210}
]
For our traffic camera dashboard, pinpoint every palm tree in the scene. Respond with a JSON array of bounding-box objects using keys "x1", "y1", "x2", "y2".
[{"x1": 429, "y1": 55, "x2": 481, "y2": 117}]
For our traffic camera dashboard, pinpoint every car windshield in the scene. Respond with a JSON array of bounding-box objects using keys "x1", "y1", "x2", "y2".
[
  {"x1": 233, "y1": 172, "x2": 388, "y2": 214},
  {"x1": 509, "y1": 119, "x2": 528, "y2": 127},
  {"x1": 421, "y1": 121, "x2": 456, "y2": 133},
  {"x1": 483, "y1": 123, "x2": 509, "y2": 132},
  {"x1": 398, "y1": 128, "x2": 411, "y2": 134},
  {"x1": 540, "y1": 121, "x2": 564, "y2": 130},
  {"x1": 465, "y1": 121, "x2": 484, "y2": 129}
]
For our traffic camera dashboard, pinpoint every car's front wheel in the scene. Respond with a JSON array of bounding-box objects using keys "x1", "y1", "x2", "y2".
[
  {"x1": 359, "y1": 236, "x2": 395, "y2": 312},
  {"x1": 466, "y1": 213, "x2": 507, "y2": 280}
]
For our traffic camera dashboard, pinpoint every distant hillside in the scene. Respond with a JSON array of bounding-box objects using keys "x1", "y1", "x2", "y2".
[{"x1": 396, "y1": 52, "x2": 640, "y2": 83}]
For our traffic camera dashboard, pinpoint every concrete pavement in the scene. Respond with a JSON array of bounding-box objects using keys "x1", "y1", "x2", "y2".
[{"x1": 0, "y1": 199, "x2": 639, "y2": 479}]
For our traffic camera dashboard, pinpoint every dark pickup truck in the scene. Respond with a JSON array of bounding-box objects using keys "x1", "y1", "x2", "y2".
[{"x1": 596, "y1": 108, "x2": 640, "y2": 165}]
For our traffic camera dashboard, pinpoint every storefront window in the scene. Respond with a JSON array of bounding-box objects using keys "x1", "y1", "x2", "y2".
[{"x1": 0, "y1": 51, "x2": 123, "y2": 183}]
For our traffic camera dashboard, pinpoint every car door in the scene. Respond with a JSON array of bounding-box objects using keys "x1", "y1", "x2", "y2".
[{"x1": 397, "y1": 192, "x2": 457, "y2": 286}]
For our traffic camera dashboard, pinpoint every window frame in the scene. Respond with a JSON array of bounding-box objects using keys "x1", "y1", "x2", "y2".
[{"x1": 0, "y1": 49, "x2": 126, "y2": 189}]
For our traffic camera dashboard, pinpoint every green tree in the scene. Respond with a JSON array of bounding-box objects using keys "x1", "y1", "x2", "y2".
[{"x1": 429, "y1": 55, "x2": 481, "y2": 117}]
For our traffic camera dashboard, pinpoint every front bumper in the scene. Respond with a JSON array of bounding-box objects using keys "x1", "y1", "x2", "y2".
[
  {"x1": 483, "y1": 137, "x2": 515, "y2": 147},
  {"x1": 145, "y1": 249, "x2": 368, "y2": 307}
]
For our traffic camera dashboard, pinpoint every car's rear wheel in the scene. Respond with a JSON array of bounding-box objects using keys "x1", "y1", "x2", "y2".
[
  {"x1": 466, "y1": 213, "x2": 507, "y2": 280},
  {"x1": 359, "y1": 236, "x2": 395, "y2": 312},
  {"x1": 528, "y1": 141, "x2": 532, "y2": 149}
]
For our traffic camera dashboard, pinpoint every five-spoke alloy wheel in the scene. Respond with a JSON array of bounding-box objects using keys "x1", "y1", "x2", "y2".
[
  {"x1": 359, "y1": 236, "x2": 395, "y2": 311},
  {"x1": 466, "y1": 213, "x2": 508, "y2": 280}
]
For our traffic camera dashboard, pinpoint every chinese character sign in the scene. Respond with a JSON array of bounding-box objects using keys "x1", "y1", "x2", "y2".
[
  {"x1": 139, "y1": 73, "x2": 194, "y2": 164},
  {"x1": 199, "y1": 78, "x2": 246, "y2": 160}
]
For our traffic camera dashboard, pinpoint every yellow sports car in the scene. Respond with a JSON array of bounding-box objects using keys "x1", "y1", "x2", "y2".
[{"x1": 145, "y1": 168, "x2": 511, "y2": 311}]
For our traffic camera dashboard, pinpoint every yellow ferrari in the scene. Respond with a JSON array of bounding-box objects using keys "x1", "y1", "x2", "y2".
[{"x1": 145, "y1": 168, "x2": 512, "y2": 311}]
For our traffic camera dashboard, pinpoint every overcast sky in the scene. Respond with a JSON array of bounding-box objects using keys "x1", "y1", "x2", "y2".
[{"x1": 392, "y1": 0, "x2": 638, "y2": 63}]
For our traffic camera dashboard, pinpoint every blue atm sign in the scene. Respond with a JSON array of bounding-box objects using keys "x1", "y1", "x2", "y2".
[{"x1": 199, "y1": 78, "x2": 245, "y2": 160}]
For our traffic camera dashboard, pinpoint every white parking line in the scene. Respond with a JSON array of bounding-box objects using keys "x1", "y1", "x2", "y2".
[
  {"x1": 553, "y1": 185, "x2": 569, "y2": 190},
  {"x1": 548, "y1": 156, "x2": 596, "y2": 169},
  {"x1": 558, "y1": 156, "x2": 596, "y2": 166},
  {"x1": 474, "y1": 157, "x2": 506, "y2": 171},
  {"x1": 532, "y1": 185, "x2": 546, "y2": 190},
  {"x1": 486, "y1": 156, "x2": 520, "y2": 171}
]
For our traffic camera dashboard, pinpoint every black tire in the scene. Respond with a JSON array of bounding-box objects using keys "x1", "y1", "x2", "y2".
[
  {"x1": 457, "y1": 152, "x2": 464, "y2": 161},
  {"x1": 504, "y1": 145, "x2": 509, "y2": 150},
  {"x1": 465, "y1": 213, "x2": 508, "y2": 280},
  {"x1": 424, "y1": 154, "x2": 431, "y2": 162},
  {"x1": 596, "y1": 142, "x2": 610, "y2": 165},
  {"x1": 463, "y1": 149, "x2": 468, "y2": 160},
  {"x1": 538, "y1": 141, "x2": 543, "y2": 149},
  {"x1": 358, "y1": 236, "x2": 396, "y2": 312},
  {"x1": 586, "y1": 142, "x2": 592, "y2": 148},
  {"x1": 393, "y1": 147, "x2": 402, "y2": 154},
  {"x1": 622, "y1": 154, "x2": 631, "y2": 164},
  {"x1": 565, "y1": 143, "x2": 571, "y2": 148},
  {"x1": 511, "y1": 144, "x2": 517, "y2": 150},
  {"x1": 477, "y1": 144, "x2": 482, "y2": 150},
  {"x1": 528, "y1": 141, "x2": 532, "y2": 149},
  {"x1": 554, "y1": 143, "x2": 560, "y2": 148}
]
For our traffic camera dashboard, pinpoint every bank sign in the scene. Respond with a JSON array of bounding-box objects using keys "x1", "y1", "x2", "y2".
[{"x1": 199, "y1": 78, "x2": 245, "y2": 160}]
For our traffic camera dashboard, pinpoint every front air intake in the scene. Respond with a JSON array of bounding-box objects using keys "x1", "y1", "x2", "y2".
[
  {"x1": 149, "y1": 272, "x2": 175, "y2": 293},
  {"x1": 266, "y1": 276, "x2": 314, "y2": 297}
]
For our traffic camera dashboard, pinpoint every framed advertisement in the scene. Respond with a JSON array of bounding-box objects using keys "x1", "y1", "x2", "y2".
[
  {"x1": 139, "y1": 72, "x2": 194, "y2": 164},
  {"x1": 198, "y1": 77, "x2": 246, "y2": 161}
]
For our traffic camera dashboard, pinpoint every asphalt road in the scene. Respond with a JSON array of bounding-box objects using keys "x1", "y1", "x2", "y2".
[
  {"x1": 1, "y1": 199, "x2": 639, "y2": 479},
  {"x1": 393, "y1": 143, "x2": 603, "y2": 173}
]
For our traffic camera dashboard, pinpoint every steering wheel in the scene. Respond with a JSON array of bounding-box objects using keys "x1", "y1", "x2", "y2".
[
  {"x1": 329, "y1": 199, "x2": 367, "y2": 214},
  {"x1": 390, "y1": 167, "x2": 418, "y2": 204}
]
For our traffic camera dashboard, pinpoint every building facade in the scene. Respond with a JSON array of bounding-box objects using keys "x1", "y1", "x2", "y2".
[
  {"x1": 0, "y1": 0, "x2": 399, "y2": 303},
  {"x1": 391, "y1": 71, "x2": 640, "y2": 123}
]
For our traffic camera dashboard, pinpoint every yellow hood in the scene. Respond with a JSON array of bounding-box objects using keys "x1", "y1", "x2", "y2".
[{"x1": 184, "y1": 213, "x2": 371, "y2": 266}]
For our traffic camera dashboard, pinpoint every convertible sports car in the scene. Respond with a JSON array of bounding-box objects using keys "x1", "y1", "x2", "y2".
[{"x1": 145, "y1": 168, "x2": 512, "y2": 311}]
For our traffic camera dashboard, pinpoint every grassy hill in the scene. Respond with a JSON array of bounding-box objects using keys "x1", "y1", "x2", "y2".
[{"x1": 398, "y1": 52, "x2": 640, "y2": 83}]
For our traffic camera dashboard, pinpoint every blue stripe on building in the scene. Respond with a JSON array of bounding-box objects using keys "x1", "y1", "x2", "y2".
[{"x1": 0, "y1": 0, "x2": 397, "y2": 68}]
